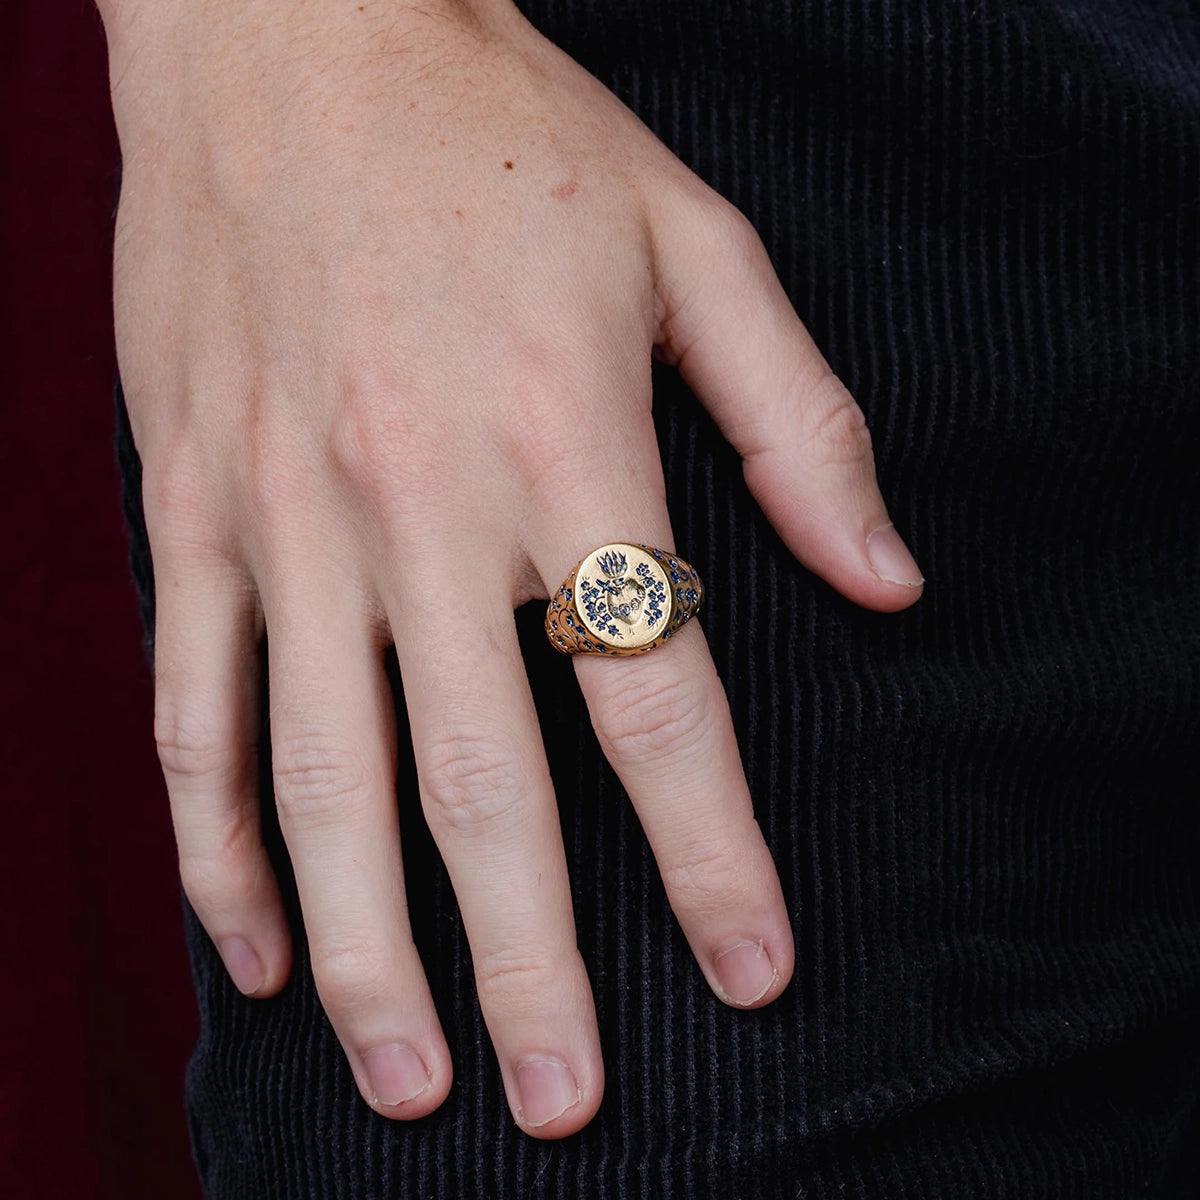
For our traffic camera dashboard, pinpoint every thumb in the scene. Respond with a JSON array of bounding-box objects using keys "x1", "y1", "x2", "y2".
[{"x1": 651, "y1": 190, "x2": 923, "y2": 612}]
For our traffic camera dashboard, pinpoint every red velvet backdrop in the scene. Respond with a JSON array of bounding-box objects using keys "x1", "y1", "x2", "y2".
[{"x1": 2, "y1": 3, "x2": 200, "y2": 1196}]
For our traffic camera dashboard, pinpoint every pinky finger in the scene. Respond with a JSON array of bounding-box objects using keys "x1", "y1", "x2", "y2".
[{"x1": 152, "y1": 551, "x2": 292, "y2": 996}]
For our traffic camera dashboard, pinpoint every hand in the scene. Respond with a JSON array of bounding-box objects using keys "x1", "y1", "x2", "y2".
[{"x1": 104, "y1": 0, "x2": 923, "y2": 1138}]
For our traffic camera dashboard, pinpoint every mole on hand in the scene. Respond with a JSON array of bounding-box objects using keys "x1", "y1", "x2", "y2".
[{"x1": 504, "y1": 160, "x2": 514, "y2": 170}]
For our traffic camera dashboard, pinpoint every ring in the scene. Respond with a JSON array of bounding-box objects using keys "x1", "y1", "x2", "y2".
[{"x1": 544, "y1": 542, "x2": 704, "y2": 656}]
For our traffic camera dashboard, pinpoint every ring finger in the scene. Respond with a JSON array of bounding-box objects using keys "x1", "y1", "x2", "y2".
[{"x1": 529, "y1": 423, "x2": 794, "y2": 1009}]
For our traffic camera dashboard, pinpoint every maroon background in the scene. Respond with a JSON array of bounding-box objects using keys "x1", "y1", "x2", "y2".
[{"x1": 2, "y1": 3, "x2": 201, "y2": 1196}]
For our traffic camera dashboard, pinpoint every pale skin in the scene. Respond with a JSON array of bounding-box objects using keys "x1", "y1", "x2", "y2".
[{"x1": 98, "y1": 0, "x2": 924, "y2": 1138}]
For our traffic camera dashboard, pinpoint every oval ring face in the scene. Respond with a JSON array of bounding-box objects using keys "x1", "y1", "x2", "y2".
[{"x1": 574, "y1": 543, "x2": 674, "y2": 651}]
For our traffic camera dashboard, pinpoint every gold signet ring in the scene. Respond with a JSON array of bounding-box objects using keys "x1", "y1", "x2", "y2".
[{"x1": 544, "y1": 542, "x2": 704, "y2": 656}]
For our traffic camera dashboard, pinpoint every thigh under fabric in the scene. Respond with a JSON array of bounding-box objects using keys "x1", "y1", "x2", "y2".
[{"x1": 114, "y1": 1, "x2": 1200, "y2": 1196}]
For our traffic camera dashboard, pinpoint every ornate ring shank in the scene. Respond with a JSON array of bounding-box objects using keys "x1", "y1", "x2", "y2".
[{"x1": 544, "y1": 542, "x2": 704, "y2": 656}]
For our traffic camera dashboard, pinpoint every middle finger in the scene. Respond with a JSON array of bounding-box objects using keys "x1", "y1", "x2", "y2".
[{"x1": 385, "y1": 546, "x2": 604, "y2": 1138}]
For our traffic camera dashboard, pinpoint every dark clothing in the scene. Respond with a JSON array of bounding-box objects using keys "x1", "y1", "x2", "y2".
[{"x1": 115, "y1": 0, "x2": 1200, "y2": 1194}]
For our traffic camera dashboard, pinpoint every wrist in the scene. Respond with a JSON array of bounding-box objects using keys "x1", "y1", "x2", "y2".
[
  {"x1": 95, "y1": 0, "x2": 500, "y2": 23},
  {"x1": 96, "y1": 0, "x2": 515, "y2": 62},
  {"x1": 98, "y1": 0, "x2": 522, "y2": 136}
]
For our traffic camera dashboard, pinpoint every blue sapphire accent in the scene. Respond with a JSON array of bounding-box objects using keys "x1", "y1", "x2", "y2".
[
  {"x1": 579, "y1": 574, "x2": 627, "y2": 640},
  {"x1": 547, "y1": 544, "x2": 699, "y2": 654},
  {"x1": 632, "y1": 560, "x2": 667, "y2": 630},
  {"x1": 596, "y1": 550, "x2": 628, "y2": 579}
]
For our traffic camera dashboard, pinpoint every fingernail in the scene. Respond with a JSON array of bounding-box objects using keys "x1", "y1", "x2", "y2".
[
  {"x1": 866, "y1": 524, "x2": 924, "y2": 587},
  {"x1": 363, "y1": 1043, "x2": 432, "y2": 1107},
  {"x1": 713, "y1": 939, "x2": 778, "y2": 1006},
  {"x1": 515, "y1": 1057, "x2": 581, "y2": 1128},
  {"x1": 219, "y1": 936, "x2": 265, "y2": 995}
]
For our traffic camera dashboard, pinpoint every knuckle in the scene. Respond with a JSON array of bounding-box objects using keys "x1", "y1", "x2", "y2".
[
  {"x1": 177, "y1": 852, "x2": 227, "y2": 916},
  {"x1": 802, "y1": 376, "x2": 875, "y2": 469},
  {"x1": 514, "y1": 422, "x2": 575, "y2": 496},
  {"x1": 504, "y1": 387, "x2": 575, "y2": 487},
  {"x1": 154, "y1": 703, "x2": 232, "y2": 784},
  {"x1": 271, "y1": 733, "x2": 372, "y2": 824},
  {"x1": 142, "y1": 449, "x2": 223, "y2": 546},
  {"x1": 326, "y1": 365, "x2": 461, "y2": 519},
  {"x1": 591, "y1": 667, "x2": 710, "y2": 766},
  {"x1": 312, "y1": 941, "x2": 393, "y2": 1012},
  {"x1": 473, "y1": 946, "x2": 560, "y2": 1020},
  {"x1": 659, "y1": 838, "x2": 753, "y2": 917},
  {"x1": 704, "y1": 194, "x2": 771, "y2": 273},
  {"x1": 176, "y1": 819, "x2": 261, "y2": 917},
  {"x1": 419, "y1": 732, "x2": 526, "y2": 836},
  {"x1": 497, "y1": 345, "x2": 617, "y2": 499},
  {"x1": 141, "y1": 456, "x2": 193, "y2": 523},
  {"x1": 139, "y1": 432, "x2": 198, "y2": 502},
  {"x1": 330, "y1": 374, "x2": 427, "y2": 495}
]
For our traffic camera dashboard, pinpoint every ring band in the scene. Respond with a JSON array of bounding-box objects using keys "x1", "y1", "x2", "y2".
[{"x1": 544, "y1": 542, "x2": 704, "y2": 656}]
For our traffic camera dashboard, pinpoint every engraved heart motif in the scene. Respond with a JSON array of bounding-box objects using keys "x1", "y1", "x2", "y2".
[{"x1": 606, "y1": 578, "x2": 646, "y2": 626}]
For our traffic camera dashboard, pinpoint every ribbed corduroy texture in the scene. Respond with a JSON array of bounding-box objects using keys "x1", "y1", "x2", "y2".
[{"x1": 115, "y1": 0, "x2": 1200, "y2": 1195}]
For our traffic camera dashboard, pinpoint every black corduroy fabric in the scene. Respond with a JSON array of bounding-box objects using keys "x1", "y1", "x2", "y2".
[{"x1": 114, "y1": 1, "x2": 1200, "y2": 1196}]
